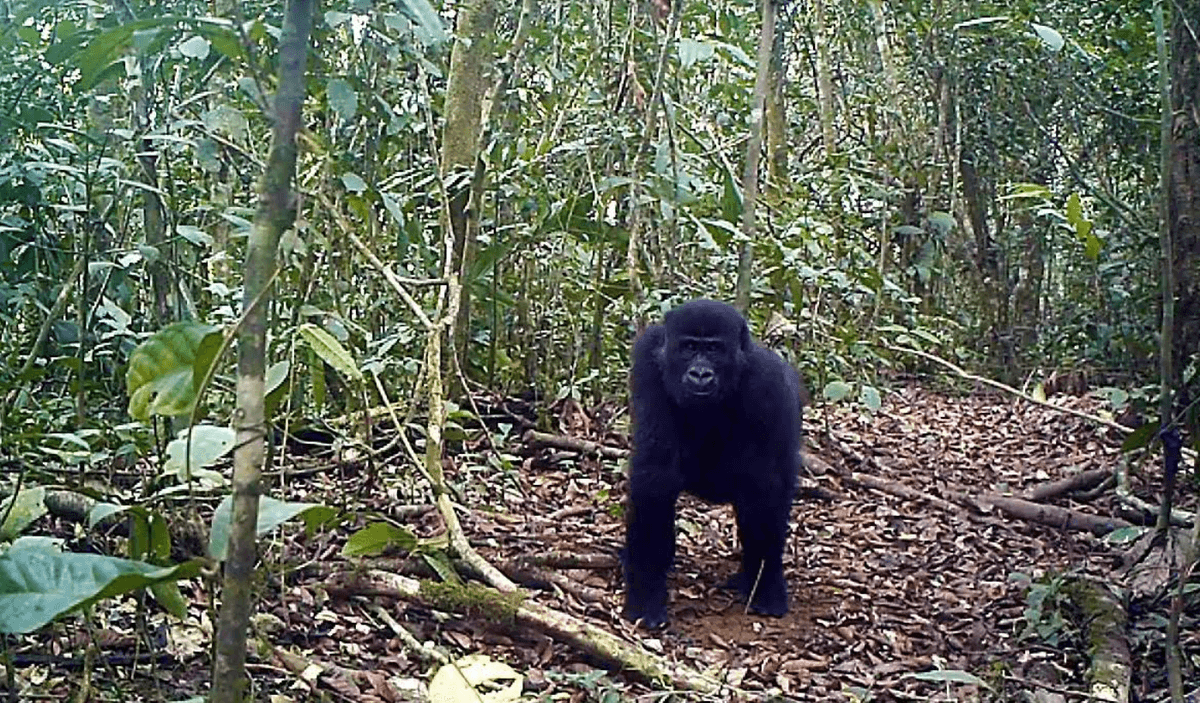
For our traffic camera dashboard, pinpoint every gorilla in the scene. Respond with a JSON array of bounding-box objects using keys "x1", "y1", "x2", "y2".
[{"x1": 622, "y1": 299, "x2": 803, "y2": 629}]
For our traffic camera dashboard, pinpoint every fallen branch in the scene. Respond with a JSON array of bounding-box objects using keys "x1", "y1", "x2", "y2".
[
  {"x1": 827, "y1": 437, "x2": 1130, "y2": 535},
  {"x1": 1115, "y1": 458, "x2": 1194, "y2": 527},
  {"x1": 1023, "y1": 468, "x2": 1112, "y2": 502},
  {"x1": 964, "y1": 493, "x2": 1130, "y2": 536},
  {"x1": 523, "y1": 430, "x2": 629, "y2": 459},
  {"x1": 331, "y1": 569, "x2": 735, "y2": 696},
  {"x1": 1067, "y1": 579, "x2": 1131, "y2": 702}
]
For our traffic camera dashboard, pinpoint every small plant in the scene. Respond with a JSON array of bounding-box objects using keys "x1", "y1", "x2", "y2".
[{"x1": 1011, "y1": 571, "x2": 1073, "y2": 646}]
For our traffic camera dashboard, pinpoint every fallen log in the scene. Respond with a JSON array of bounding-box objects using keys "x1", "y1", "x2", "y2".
[
  {"x1": 1067, "y1": 579, "x2": 1131, "y2": 702},
  {"x1": 329, "y1": 569, "x2": 737, "y2": 696}
]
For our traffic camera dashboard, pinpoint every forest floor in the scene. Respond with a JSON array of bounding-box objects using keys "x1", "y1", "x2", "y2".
[{"x1": 26, "y1": 385, "x2": 1200, "y2": 701}]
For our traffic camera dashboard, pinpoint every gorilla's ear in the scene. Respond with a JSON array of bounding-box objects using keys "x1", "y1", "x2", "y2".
[{"x1": 739, "y1": 318, "x2": 752, "y2": 352}]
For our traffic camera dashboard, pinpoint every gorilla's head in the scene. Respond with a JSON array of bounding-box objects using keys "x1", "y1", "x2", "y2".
[{"x1": 657, "y1": 299, "x2": 750, "y2": 408}]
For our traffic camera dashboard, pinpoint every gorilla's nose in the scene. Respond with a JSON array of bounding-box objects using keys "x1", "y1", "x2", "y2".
[{"x1": 686, "y1": 367, "x2": 715, "y2": 389}]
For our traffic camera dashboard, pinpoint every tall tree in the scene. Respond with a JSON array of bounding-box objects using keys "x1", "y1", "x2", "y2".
[
  {"x1": 1166, "y1": 0, "x2": 1200, "y2": 398},
  {"x1": 733, "y1": 0, "x2": 777, "y2": 312},
  {"x1": 211, "y1": 0, "x2": 313, "y2": 699},
  {"x1": 440, "y1": 0, "x2": 497, "y2": 381}
]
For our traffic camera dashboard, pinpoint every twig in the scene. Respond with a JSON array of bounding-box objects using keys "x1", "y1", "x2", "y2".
[{"x1": 523, "y1": 430, "x2": 629, "y2": 459}]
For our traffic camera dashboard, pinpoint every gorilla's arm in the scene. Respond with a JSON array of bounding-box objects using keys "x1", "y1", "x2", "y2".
[{"x1": 623, "y1": 325, "x2": 684, "y2": 628}]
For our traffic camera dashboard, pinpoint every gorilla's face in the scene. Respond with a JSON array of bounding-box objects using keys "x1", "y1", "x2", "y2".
[{"x1": 658, "y1": 300, "x2": 749, "y2": 408}]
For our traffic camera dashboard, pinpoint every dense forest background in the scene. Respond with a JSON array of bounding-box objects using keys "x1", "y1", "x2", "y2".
[{"x1": 1, "y1": 0, "x2": 1198, "y2": 700}]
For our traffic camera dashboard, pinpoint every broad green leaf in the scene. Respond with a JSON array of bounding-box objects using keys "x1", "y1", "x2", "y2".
[
  {"x1": 178, "y1": 35, "x2": 210, "y2": 59},
  {"x1": 1103, "y1": 526, "x2": 1149, "y2": 545},
  {"x1": 265, "y1": 360, "x2": 290, "y2": 396},
  {"x1": 0, "y1": 488, "x2": 47, "y2": 541},
  {"x1": 1065, "y1": 192, "x2": 1083, "y2": 226},
  {"x1": 1120, "y1": 423, "x2": 1157, "y2": 452},
  {"x1": 1031, "y1": 23, "x2": 1064, "y2": 52},
  {"x1": 126, "y1": 321, "x2": 220, "y2": 421},
  {"x1": 720, "y1": 166, "x2": 742, "y2": 224},
  {"x1": 193, "y1": 327, "x2": 225, "y2": 392},
  {"x1": 927, "y1": 211, "x2": 956, "y2": 234},
  {"x1": 208, "y1": 495, "x2": 325, "y2": 561},
  {"x1": 176, "y1": 225, "x2": 213, "y2": 247},
  {"x1": 906, "y1": 670, "x2": 989, "y2": 687},
  {"x1": 341, "y1": 171, "x2": 368, "y2": 193},
  {"x1": 678, "y1": 38, "x2": 715, "y2": 69},
  {"x1": 860, "y1": 385, "x2": 882, "y2": 412},
  {"x1": 88, "y1": 503, "x2": 126, "y2": 529},
  {"x1": 343, "y1": 522, "x2": 418, "y2": 557},
  {"x1": 823, "y1": 381, "x2": 852, "y2": 402},
  {"x1": 0, "y1": 549, "x2": 201, "y2": 634},
  {"x1": 395, "y1": 0, "x2": 447, "y2": 45},
  {"x1": 164, "y1": 424, "x2": 236, "y2": 482},
  {"x1": 327, "y1": 78, "x2": 359, "y2": 122},
  {"x1": 299, "y1": 323, "x2": 361, "y2": 381}
]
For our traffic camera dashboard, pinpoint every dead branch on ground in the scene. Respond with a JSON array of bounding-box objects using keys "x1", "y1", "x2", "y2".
[
  {"x1": 524, "y1": 430, "x2": 629, "y2": 459},
  {"x1": 826, "y1": 437, "x2": 1132, "y2": 535},
  {"x1": 331, "y1": 569, "x2": 734, "y2": 696}
]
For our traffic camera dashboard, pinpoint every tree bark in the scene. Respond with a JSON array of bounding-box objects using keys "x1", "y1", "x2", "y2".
[
  {"x1": 1166, "y1": 0, "x2": 1200, "y2": 397},
  {"x1": 733, "y1": 0, "x2": 776, "y2": 313},
  {"x1": 440, "y1": 0, "x2": 497, "y2": 387},
  {"x1": 211, "y1": 1, "x2": 312, "y2": 700},
  {"x1": 812, "y1": 0, "x2": 836, "y2": 159}
]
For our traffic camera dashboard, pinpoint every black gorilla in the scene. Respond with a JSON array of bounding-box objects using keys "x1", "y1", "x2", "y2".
[{"x1": 623, "y1": 299, "x2": 803, "y2": 628}]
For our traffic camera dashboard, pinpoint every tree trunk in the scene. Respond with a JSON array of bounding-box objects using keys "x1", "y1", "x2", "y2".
[
  {"x1": 764, "y1": 27, "x2": 788, "y2": 191},
  {"x1": 210, "y1": 1, "x2": 312, "y2": 700},
  {"x1": 812, "y1": 0, "x2": 836, "y2": 159},
  {"x1": 1167, "y1": 0, "x2": 1200, "y2": 397},
  {"x1": 734, "y1": 0, "x2": 776, "y2": 313},
  {"x1": 440, "y1": 0, "x2": 497, "y2": 385}
]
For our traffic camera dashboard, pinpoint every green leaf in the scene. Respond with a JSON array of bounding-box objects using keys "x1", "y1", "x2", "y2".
[
  {"x1": 926, "y1": 211, "x2": 956, "y2": 234},
  {"x1": 178, "y1": 35, "x2": 210, "y2": 59},
  {"x1": 720, "y1": 166, "x2": 742, "y2": 224},
  {"x1": 176, "y1": 225, "x2": 213, "y2": 247},
  {"x1": 126, "y1": 321, "x2": 221, "y2": 421},
  {"x1": 341, "y1": 172, "x2": 368, "y2": 194},
  {"x1": 860, "y1": 385, "x2": 882, "y2": 412},
  {"x1": 1103, "y1": 526, "x2": 1149, "y2": 545},
  {"x1": 298, "y1": 323, "x2": 361, "y2": 382},
  {"x1": 906, "y1": 670, "x2": 989, "y2": 687},
  {"x1": 193, "y1": 327, "x2": 225, "y2": 393},
  {"x1": 164, "y1": 424, "x2": 236, "y2": 482},
  {"x1": 678, "y1": 38, "x2": 715, "y2": 69},
  {"x1": 0, "y1": 549, "x2": 201, "y2": 634},
  {"x1": 326, "y1": 78, "x2": 359, "y2": 121},
  {"x1": 395, "y1": 0, "x2": 447, "y2": 45},
  {"x1": 342, "y1": 522, "x2": 418, "y2": 557},
  {"x1": 1030, "y1": 23, "x2": 1064, "y2": 52},
  {"x1": 1120, "y1": 423, "x2": 1157, "y2": 453},
  {"x1": 208, "y1": 496, "x2": 325, "y2": 561},
  {"x1": 823, "y1": 381, "x2": 852, "y2": 402},
  {"x1": 0, "y1": 488, "x2": 48, "y2": 541}
]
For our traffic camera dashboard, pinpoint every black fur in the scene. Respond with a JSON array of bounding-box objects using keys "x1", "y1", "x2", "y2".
[{"x1": 623, "y1": 299, "x2": 803, "y2": 628}]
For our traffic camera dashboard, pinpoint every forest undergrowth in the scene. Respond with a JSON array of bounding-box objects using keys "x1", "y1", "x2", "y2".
[{"x1": 23, "y1": 385, "x2": 1199, "y2": 701}]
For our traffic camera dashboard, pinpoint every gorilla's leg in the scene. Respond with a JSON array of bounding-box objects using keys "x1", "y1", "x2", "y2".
[
  {"x1": 728, "y1": 488, "x2": 790, "y2": 616},
  {"x1": 622, "y1": 485, "x2": 678, "y2": 629}
]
